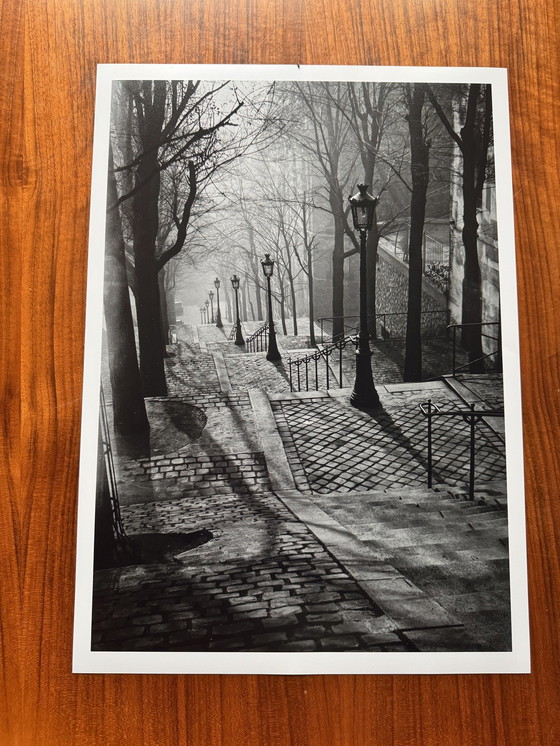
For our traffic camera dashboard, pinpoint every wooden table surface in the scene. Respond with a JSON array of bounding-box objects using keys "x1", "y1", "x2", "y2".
[{"x1": 3, "y1": 0, "x2": 559, "y2": 743}]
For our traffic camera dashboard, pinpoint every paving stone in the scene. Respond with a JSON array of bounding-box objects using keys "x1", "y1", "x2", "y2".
[
  {"x1": 320, "y1": 636, "x2": 360, "y2": 651},
  {"x1": 283, "y1": 640, "x2": 318, "y2": 651},
  {"x1": 211, "y1": 621, "x2": 256, "y2": 637}
]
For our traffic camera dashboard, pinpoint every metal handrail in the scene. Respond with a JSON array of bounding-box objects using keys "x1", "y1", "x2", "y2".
[
  {"x1": 419, "y1": 398, "x2": 504, "y2": 499},
  {"x1": 245, "y1": 322, "x2": 269, "y2": 352},
  {"x1": 98, "y1": 389, "x2": 138, "y2": 564},
  {"x1": 288, "y1": 334, "x2": 357, "y2": 392},
  {"x1": 448, "y1": 322, "x2": 501, "y2": 375},
  {"x1": 318, "y1": 309, "x2": 450, "y2": 344}
]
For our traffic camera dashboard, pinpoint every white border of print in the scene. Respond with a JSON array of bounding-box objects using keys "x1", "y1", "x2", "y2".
[{"x1": 73, "y1": 64, "x2": 529, "y2": 675}]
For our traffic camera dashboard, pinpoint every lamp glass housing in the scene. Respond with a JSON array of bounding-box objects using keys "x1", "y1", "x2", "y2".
[
  {"x1": 261, "y1": 254, "x2": 274, "y2": 278},
  {"x1": 349, "y1": 184, "x2": 377, "y2": 232},
  {"x1": 214, "y1": 277, "x2": 220, "y2": 289},
  {"x1": 231, "y1": 275, "x2": 240, "y2": 290}
]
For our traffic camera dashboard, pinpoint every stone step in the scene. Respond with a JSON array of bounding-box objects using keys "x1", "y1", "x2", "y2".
[
  {"x1": 373, "y1": 534, "x2": 509, "y2": 559},
  {"x1": 352, "y1": 523, "x2": 507, "y2": 547}
]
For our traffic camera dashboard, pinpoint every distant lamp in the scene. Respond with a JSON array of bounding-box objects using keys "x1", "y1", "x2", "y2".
[
  {"x1": 213, "y1": 278, "x2": 223, "y2": 328},
  {"x1": 230, "y1": 275, "x2": 244, "y2": 345}
]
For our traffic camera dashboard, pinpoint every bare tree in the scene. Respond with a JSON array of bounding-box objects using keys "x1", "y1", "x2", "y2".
[
  {"x1": 109, "y1": 79, "x2": 276, "y2": 395},
  {"x1": 426, "y1": 83, "x2": 493, "y2": 371},
  {"x1": 403, "y1": 84, "x2": 431, "y2": 381}
]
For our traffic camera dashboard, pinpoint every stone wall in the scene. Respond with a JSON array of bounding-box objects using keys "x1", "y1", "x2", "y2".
[{"x1": 376, "y1": 247, "x2": 448, "y2": 337}]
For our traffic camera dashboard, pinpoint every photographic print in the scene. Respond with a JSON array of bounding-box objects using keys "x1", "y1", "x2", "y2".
[{"x1": 73, "y1": 65, "x2": 529, "y2": 674}]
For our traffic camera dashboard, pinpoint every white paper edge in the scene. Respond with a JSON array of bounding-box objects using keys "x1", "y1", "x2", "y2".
[{"x1": 73, "y1": 64, "x2": 530, "y2": 675}]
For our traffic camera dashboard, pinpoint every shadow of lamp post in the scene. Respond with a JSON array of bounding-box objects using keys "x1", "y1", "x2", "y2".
[
  {"x1": 214, "y1": 277, "x2": 223, "y2": 328},
  {"x1": 231, "y1": 275, "x2": 245, "y2": 346},
  {"x1": 261, "y1": 253, "x2": 282, "y2": 362},
  {"x1": 348, "y1": 184, "x2": 381, "y2": 409}
]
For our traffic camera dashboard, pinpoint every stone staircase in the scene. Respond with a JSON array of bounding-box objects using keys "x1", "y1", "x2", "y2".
[{"x1": 299, "y1": 480, "x2": 510, "y2": 650}]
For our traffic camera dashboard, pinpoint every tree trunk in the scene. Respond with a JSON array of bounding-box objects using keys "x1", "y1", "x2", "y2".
[
  {"x1": 461, "y1": 122, "x2": 485, "y2": 372},
  {"x1": 279, "y1": 287, "x2": 288, "y2": 335},
  {"x1": 404, "y1": 84, "x2": 430, "y2": 382},
  {"x1": 104, "y1": 150, "x2": 149, "y2": 434},
  {"x1": 331, "y1": 216, "x2": 345, "y2": 339},
  {"x1": 288, "y1": 271, "x2": 298, "y2": 335},
  {"x1": 307, "y1": 245, "x2": 316, "y2": 347},
  {"x1": 158, "y1": 270, "x2": 170, "y2": 348},
  {"x1": 131, "y1": 81, "x2": 168, "y2": 396},
  {"x1": 134, "y1": 261, "x2": 168, "y2": 396},
  {"x1": 366, "y1": 226, "x2": 379, "y2": 339},
  {"x1": 254, "y1": 275, "x2": 263, "y2": 320},
  {"x1": 241, "y1": 282, "x2": 248, "y2": 321}
]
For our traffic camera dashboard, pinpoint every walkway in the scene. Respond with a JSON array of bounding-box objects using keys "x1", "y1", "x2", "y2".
[{"x1": 93, "y1": 320, "x2": 510, "y2": 653}]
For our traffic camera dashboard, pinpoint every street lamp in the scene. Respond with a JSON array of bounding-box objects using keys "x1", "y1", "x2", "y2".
[
  {"x1": 208, "y1": 291, "x2": 215, "y2": 324},
  {"x1": 261, "y1": 254, "x2": 281, "y2": 361},
  {"x1": 230, "y1": 275, "x2": 245, "y2": 346},
  {"x1": 214, "y1": 277, "x2": 223, "y2": 328},
  {"x1": 200, "y1": 306, "x2": 205, "y2": 324},
  {"x1": 204, "y1": 298, "x2": 209, "y2": 324},
  {"x1": 348, "y1": 184, "x2": 381, "y2": 409}
]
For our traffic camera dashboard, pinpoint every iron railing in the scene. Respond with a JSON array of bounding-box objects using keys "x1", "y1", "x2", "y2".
[
  {"x1": 449, "y1": 322, "x2": 501, "y2": 375},
  {"x1": 245, "y1": 322, "x2": 269, "y2": 352},
  {"x1": 318, "y1": 309, "x2": 450, "y2": 344},
  {"x1": 99, "y1": 388, "x2": 133, "y2": 560},
  {"x1": 379, "y1": 233, "x2": 450, "y2": 290},
  {"x1": 419, "y1": 399, "x2": 504, "y2": 500},
  {"x1": 288, "y1": 334, "x2": 357, "y2": 392}
]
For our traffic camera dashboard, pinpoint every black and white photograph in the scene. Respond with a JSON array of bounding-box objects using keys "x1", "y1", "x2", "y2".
[{"x1": 73, "y1": 65, "x2": 528, "y2": 674}]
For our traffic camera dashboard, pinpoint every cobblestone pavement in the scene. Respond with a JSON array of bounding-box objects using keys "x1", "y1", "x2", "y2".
[
  {"x1": 96, "y1": 322, "x2": 414, "y2": 652},
  {"x1": 95, "y1": 321, "x2": 509, "y2": 653},
  {"x1": 271, "y1": 384, "x2": 506, "y2": 494},
  {"x1": 93, "y1": 490, "x2": 412, "y2": 652}
]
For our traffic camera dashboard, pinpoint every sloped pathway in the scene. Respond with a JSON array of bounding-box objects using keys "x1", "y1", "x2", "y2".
[{"x1": 93, "y1": 322, "x2": 510, "y2": 653}]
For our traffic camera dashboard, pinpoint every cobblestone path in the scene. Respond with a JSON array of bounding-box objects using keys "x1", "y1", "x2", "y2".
[
  {"x1": 271, "y1": 385, "x2": 506, "y2": 494},
  {"x1": 93, "y1": 489, "x2": 411, "y2": 652},
  {"x1": 95, "y1": 321, "x2": 509, "y2": 654},
  {"x1": 95, "y1": 322, "x2": 413, "y2": 652}
]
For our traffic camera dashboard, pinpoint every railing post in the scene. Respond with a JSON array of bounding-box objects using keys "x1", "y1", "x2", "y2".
[
  {"x1": 339, "y1": 343, "x2": 343, "y2": 388},
  {"x1": 427, "y1": 399, "x2": 433, "y2": 488},
  {"x1": 452, "y1": 326, "x2": 457, "y2": 375},
  {"x1": 469, "y1": 403, "x2": 476, "y2": 500},
  {"x1": 314, "y1": 355, "x2": 319, "y2": 391},
  {"x1": 289, "y1": 358, "x2": 293, "y2": 391}
]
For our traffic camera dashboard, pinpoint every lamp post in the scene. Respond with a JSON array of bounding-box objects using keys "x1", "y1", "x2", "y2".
[
  {"x1": 208, "y1": 291, "x2": 215, "y2": 324},
  {"x1": 348, "y1": 184, "x2": 381, "y2": 409},
  {"x1": 230, "y1": 275, "x2": 245, "y2": 345},
  {"x1": 214, "y1": 277, "x2": 223, "y2": 328},
  {"x1": 204, "y1": 299, "x2": 210, "y2": 324},
  {"x1": 261, "y1": 254, "x2": 281, "y2": 361},
  {"x1": 200, "y1": 306, "x2": 205, "y2": 324}
]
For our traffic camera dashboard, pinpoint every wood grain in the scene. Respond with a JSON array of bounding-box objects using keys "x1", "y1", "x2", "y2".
[{"x1": 3, "y1": 0, "x2": 559, "y2": 742}]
